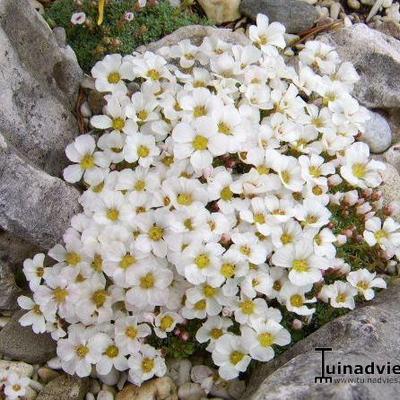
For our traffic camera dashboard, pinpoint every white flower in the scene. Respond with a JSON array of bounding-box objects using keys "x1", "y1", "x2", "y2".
[
  {"x1": 212, "y1": 334, "x2": 251, "y2": 380},
  {"x1": 63, "y1": 134, "x2": 109, "y2": 185},
  {"x1": 347, "y1": 269, "x2": 386, "y2": 300},
  {"x1": 249, "y1": 14, "x2": 286, "y2": 51},
  {"x1": 196, "y1": 316, "x2": 233, "y2": 351},
  {"x1": 280, "y1": 282, "x2": 316, "y2": 316},
  {"x1": 320, "y1": 281, "x2": 357, "y2": 309},
  {"x1": 154, "y1": 311, "x2": 183, "y2": 338},
  {"x1": 363, "y1": 217, "x2": 400, "y2": 250},
  {"x1": 23, "y1": 253, "x2": 47, "y2": 291},
  {"x1": 123, "y1": 133, "x2": 160, "y2": 167},
  {"x1": 241, "y1": 319, "x2": 290, "y2": 361},
  {"x1": 71, "y1": 12, "x2": 86, "y2": 25},
  {"x1": 115, "y1": 316, "x2": 152, "y2": 353},
  {"x1": 128, "y1": 344, "x2": 167, "y2": 385},
  {"x1": 4, "y1": 371, "x2": 30, "y2": 400}
]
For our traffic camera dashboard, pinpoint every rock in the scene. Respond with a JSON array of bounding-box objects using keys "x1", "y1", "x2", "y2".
[
  {"x1": 0, "y1": 310, "x2": 56, "y2": 364},
  {"x1": 0, "y1": 0, "x2": 83, "y2": 177},
  {"x1": 246, "y1": 280, "x2": 400, "y2": 399},
  {"x1": 137, "y1": 25, "x2": 250, "y2": 53},
  {"x1": 178, "y1": 383, "x2": 206, "y2": 400},
  {"x1": 0, "y1": 360, "x2": 34, "y2": 378},
  {"x1": 29, "y1": 0, "x2": 44, "y2": 15},
  {"x1": 239, "y1": 0, "x2": 319, "y2": 34},
  {"x1": 87, "y1": 90, "x2": 106, "y2": 116},
  {"x1": 0, "y1": 136, "x2": 81, "y2": 249},
  {"x1": 380, "y1": 163, "x2": 400, "y2": 221},
  {"x1": 319, "y1": 24, "x2": 400, "y2": 109},
  {"x1": 197, "y1": 0, "x2": 240, "y2": 24},
  {"x1": 387, "y1": 108, "x2": 400, "y2": 143},
  {"x1": 375, "y1": 19, "x2": 400, "y2": 40},
  {"x1": 116, "y1": 377, "x2": 178, "y2": 400},
  {"x1": 347, "y1": 0, "x2": 361, "y2": 10},
  {"x1": 384, "y1": 143, "x2": 400, "y2": 172},
  {"x1": 97, "y1": 390, "x2": 114, "y2": 400},
  {"x1": 97, "y1": 369, "x2": 120, "y2": 386},
  {"x1": 37, "y1": 375, "x2": 89, "y2": 400},
  {"x1": 167, "y1": 359, "x2": 192, "y2": 386},
  {"x1": 52, "y1": 27, "x2": 67, "y2": 47},
  {"x1": 0, "y1": 260, "x2": 23, "y2": 311},
  {"x1": 359, "y1": 111, "x2": 392, "y2": 153},
  {"x1": 37, "y1": 368, "x2": 60, "y2": 384}
]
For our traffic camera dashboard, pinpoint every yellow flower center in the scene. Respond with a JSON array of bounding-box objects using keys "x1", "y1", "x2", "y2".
[
  {"x1": 309, "y1": 166, "x2": 322, "y2": 177},
  {"x1": 184, "y1": 218, "x2": 193, "y2": 231},
  {"x1": 292, "y1": 259, "x2": 309, "y2": 272},
  {"x1": 137, "y1": 145, "x2": 150, "y2": 158},
  {"x1": 254, "y1": 213, "x2": 266, "y2": 224},
  {"x1": 66, "y1": 252, "x2": 81, "y2": 266},
  {"x1": 203, "y1": 284, "x2": 217, "y2": 298},
  {"x1": 177, "y1": 193, "x2": 193, "y2": 206},
  {"x1": 221, "y1": 263, "x2": 236, "y2": 278},
  {"x1": 257, "y1": 166, "x2": 270, "y2": 175},
  {"x1": 194, "y1": 299, "x2": 206, "y2": 310},
  {"x1": 230, "y1": 351, "x2": 245, "y2": 365},
  {"x1": 140, "y1": 272, "x2": 155, "y2": 289},
  {"x1": 91, "y1": 254, "x2": 103, "y2": 272},
  {"x1": 210, "y1": 328, "x2": 223, "y2": 340},
  {"x1": 281, "y1": 233, "x2": 293, "y2": 245},
  {"x1": 374, "y1": 229, "x2": 388, "y2": 242},
  {"x1": 160, "y1": 315, "x2": 174, "y2": 331},
  {"x1": 36, "y1": 267, "x2": 44, "y2": 277},
  {"x1": 218, "y1": 122, "x2": 232, "y2": 135},
  {"x1": 259, "y1": 35, "x2": 268, "y2": 45},
  {"x1": 336, "y1": 293, "x2": 347, "y2": 303},
  {"x1": 312, "y1": 186, "x2": 323, "y2": 195},
  {"x1": 80, "y1": 153, "x2": 95, "y2": 170},
  {"x1": 240, "y1": 299, "x2": 255, "y2": 315},
  {"x1": 120, "y1": 254, "x2": 136, "y2": 269},
  {"x1": 142, "y1": 357, "x2": 155, "y2": 373},
  {"x1": 240, "y1": 245, "x2": 251, "y2": 256},
  {"x1": 106, "y1": 208, "x2": 119, "y2": 221},
  {"x1": 33, "y1": 304, "x2": 42, "y2": 315},
  {"x1": 76, "y1": 345, "x2": 89, "y2": 358},
  {"x1": 193, "y1": 135, "x2": 208, "y2": 151},
  {"x1": 195, "y1": 254, "x2": 210, "y2": 269},
  {"x1": 281, "y1": 170, "x2": 291, "y2": 184},
  {"x1": 352, "y1": 163, "x2": 367, "y2": 178},
  {"x1": 134, "y1": 180, "x2": 146, "y2": 191},
  {"x1": 273, "y1": 280, "x2": 282, "y2": 291},
  {"x1": 92, "y1": 290, "x2": 107, "y2": 308},
  {"x1": 112, "y1": 117, "x2": 125, "y2": 131},
  {"x1": 149, "y1": 226, "x2": 164, "y2": 241},
  {"x1": 147, "y1": 69, "x2": 161, "y2": 80},
  {"x1": 258, "y1": 332, "x2": 274, "y2": 347},
  {"x1": 53, "y1": 287, "x2": 68, "y2": 303},
  {"x1": 220, "y1": 186, "x2": 233, "y2": 201},
  {"x1": 357, "y1": 280, "x2": 370, "y2": 290},
  {"x1": 107, "y1": 72, "x2": 121, "y2": 84},
  {"x1": 105, "y1": 345, "x2": 119, "y2": 358},
  {"x1": 290, "y1": 294, "x2": 304, "y2": 307},
  {"x1": 126, "y1": 326, "x2": 138, "y2": 339},
  {"x1": 12, "y1": 384, "x2": 22, "y2": 392},
  {"x1": 193, "y1": 105, "x2": 207, "y2": 118},
  {"x1": 137, "y1": 110, "x2": 149, "y2": 121},
  {"x1": 305, "y1": 215, "x2": 318, "y2": 225}
]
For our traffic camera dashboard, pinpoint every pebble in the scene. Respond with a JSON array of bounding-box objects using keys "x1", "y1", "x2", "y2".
[
  {"x1": 46, "y1": 357, "x2": 62, "y2": 370},
  {"x1": 97, "y1": 369, "x2": 120, "y2": 386},
  {"x1": 359, "y1": 111, "x2": 392, "y2": 154},
  {"x1": 89, "y1": 379, "x2": 101, "y2": 395},
  {"x1": 348, "y1": 0, "x2": 361, "y2": 9},
  {"x1": 86, "y1": 394, "x2": 95, "y2": 400},
  {"x1": 25, "y1": 386, "x2": 38, "y2": 400},
  {"x1": 37, "y1": 367, "x2": 60, "y2": 384},
  {"x1": 97, "y1": 390, "x2": 114, "y2": 400},
  {"x1": 0, "y1": 316, "x2": 11, "y2": 328},
  {"x1": 29, "y1": 380, "x2": 43, "y2": 392},
  {"x1": 384, "y1": 143, "x2": 400, "y2": 172},
  {"x1": 167, "y1": 359, "x2": 192, "y2": 386},
  {"x1": 330, "y1": 2, "x2": 341, "y2": 19},
  {"x1": 178, "y1": 382, "x2": 206, "y2": 400},
  {"x1": 80, "y1": 101, "x2": 92, "y2": 118},
  {"x1": 0, "y1": 360, "x2": 34, "y2": 378}
]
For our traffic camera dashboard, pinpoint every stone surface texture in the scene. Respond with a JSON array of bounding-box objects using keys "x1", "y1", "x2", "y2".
[
  {"x1": 0, "y1": 310, "x2": 56, "y2": 364},
  {"x1": 359, "y1": 111, "x2": 392, "y2": 153},
  {"x1": 246, "y1": 281, "x2": 400, "y2": 400},
  {"x1": 198, "y1": 0, "x2": 241, "y2": 24},
  {"x1": 116, "y1": 377, "x2": 178, "y2": 400},
  {"x1": 37, "y1": 375, "x2": 89, "y2": 400},
  {"x1": 240, "y1": 0, "x2": 319, "y2": 34},
  {"x1": 319, "y1": 23, "x2": 400, "y2": 109}
]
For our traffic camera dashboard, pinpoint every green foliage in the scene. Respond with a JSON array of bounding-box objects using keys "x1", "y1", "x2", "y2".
[{"x1": 45, "y1": 0, "x2": 210, "y2": 72}]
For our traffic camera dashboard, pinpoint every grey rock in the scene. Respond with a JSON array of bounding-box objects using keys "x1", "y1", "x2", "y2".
[
  {"x1": 359, "y1": 111, "x2": 392, "y2": 153},
  {"x1": 137, "y1": 25, "x2": 250, "y2": 53},
  {"x1": 0, "y1": 136, "x2": 81, "y2": 249},
  {"x1": 0, "y1": 310, "x2": 56, "y2": 364},
  {"x1": 247, "y1": 280, "x2": 400, "y2": 400},
  {"x1": 0, "y1": 260, "x2": 22, "y2": 311},
  {"x1": 0, "y1": 0, "x2": 83, "y2": 177},
  {"x1": 384, "y1": 143, "x2": 400, "y2": 172},
  {"x1": 380, "y1": 163, "x2": 400, "y2": 222},
  {"x1": 52, "y1": 27, "x2": 67, "y2": 48},
  {"x1": 37, "y1": 375, "x2": 89, "y2": 400},
  {"x1": 319, "y1": 24, "x2": 400, "y2": 109},
  {"x1": 240, "y1": 0, "x2": 319, "y2": 34}
]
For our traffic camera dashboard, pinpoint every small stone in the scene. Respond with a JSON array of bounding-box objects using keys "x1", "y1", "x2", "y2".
[
  {"x1": 359, "y1": 111, "x2": 392, "y2": 153},
  {"x1": 80, "y1": 101, "x2": 92, "y2": 118},
  {"x1": 178, "y1": 383, "x2": 206, "y2": 400},
  {"x1": 0, "y1": 360, "x2": 34, "y2": 378},
  {"x1": 25, "y1": 386, "x2": 38, "y2": 400},
  {"x1": 30, "y1": 380, "x2": 44, "y2": 392},
  {"x1": 167, "y1": 359, "x2": 192, "y2": 386},
  {"x1": 52, "y1": 27, "x2": 67, "y2": 48},
  {"x1": 37, "y1": 368, "x2": 60, "y2": 384},
  {"x1": 87, "y1": 90, "x2": 106, "y2": 116},
  {"x1": 0, "y1": 260, "x2": 22, "y2": 312},
  {"x1": 89, "y1": 379, "x2": 101, "y2": 395},
  {"x1": 97, "y1": 369, "x2": 120, "y2": 386},
  {"x1": 240, "y1": 0, "x2": 319, "y2": 34},
  {"x1": 378, "y1": 163, "x2": 400, "y2": 222},
  {"x1": 97, "y1": 390, "x2": 114, "y2": 400},
  {"x1": 116, "y1": 377, "x2": 177, "y2": 400},
  {"x1": 0, "y1": 316, "x2": 10, "y2": 328},
  {"x1": 197, "y1": 0, "x2": 241, "y2": 24},
  {"x1": 384, "y1": 143, "x2": 400, "y2": 172},
  {"x1": 348, "y1": 0, "x2": 361, "y2": 9},
  {"x1": 330, "y1": 2, "x2": 341, "y2": 19},
  {"x1": 0, "y1": 310, "x2": 56, "y2": 364},
  {"x1": 37, "y1": 375, "x2": 89, "y2": 400},
  {"x1": 85, "y1": 394, "x2": 95, "y2": 400}
]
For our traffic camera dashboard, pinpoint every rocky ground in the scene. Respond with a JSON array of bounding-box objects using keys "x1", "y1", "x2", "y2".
[{"x1": 1, "y1": 0, "x2": 400, "y2": 399}]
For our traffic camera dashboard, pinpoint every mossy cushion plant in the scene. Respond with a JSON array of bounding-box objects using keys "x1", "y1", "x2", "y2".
[{"x1": 45, "y1": 0, "x2": 210, "y2": 73}]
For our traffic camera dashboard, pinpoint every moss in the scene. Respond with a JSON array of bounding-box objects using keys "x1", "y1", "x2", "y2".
[{"x1": 45, "y1": 0, "x2": 210, "y2": 72}]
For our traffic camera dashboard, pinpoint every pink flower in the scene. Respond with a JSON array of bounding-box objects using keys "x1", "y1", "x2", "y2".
[{"x1": 71, "y1": 11, "x2": 86, "y2": 25}]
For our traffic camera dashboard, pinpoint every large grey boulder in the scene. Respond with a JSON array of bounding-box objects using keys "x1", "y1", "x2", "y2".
[
  {"x1": 37, "y1": 375, "x2": 89, "y2": 400},
  {"x1": 0, "y1": 0, "x2": 83, "y2": 177},
  {"x1": 0, "y1": 310, "x2": 56, "y2": 364},
  {"x1": 0, "y1": 260, "x2": 22, "y2": 311},
  {"x1": 0, "y1": 135, "x2": 81, "y2": 250},
  {"x1": 319, "y1": 24, "x2": 400, "y2": 109},
  {"x1": 240, "y1": 0, "x2": 318, "y2": 34},
  {"x1": 246, "y1": 280, "x2": 400, "y2": 400}
]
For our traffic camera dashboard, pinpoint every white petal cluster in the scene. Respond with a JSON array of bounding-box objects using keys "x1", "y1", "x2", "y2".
[
  {"x1": 0, "y1": 369, "x2": 30, "y2": 400},
  {"x1": 20, "y1": 13, "x2": 399, "y2": 384}
]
